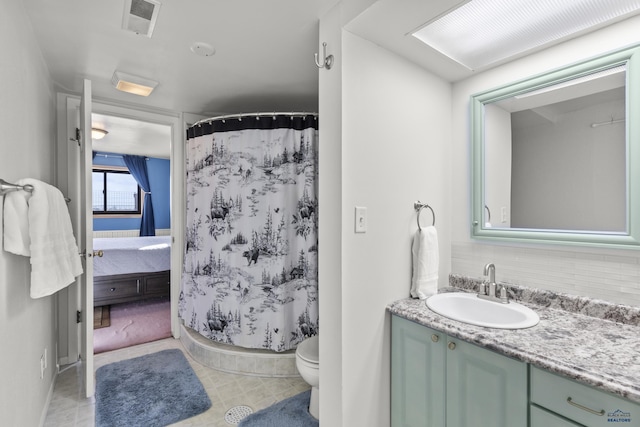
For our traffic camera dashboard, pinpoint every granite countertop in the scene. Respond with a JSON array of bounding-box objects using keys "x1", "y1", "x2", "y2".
[{"x1": 387, "y1": 275, "x2": 640, "y2": 404}]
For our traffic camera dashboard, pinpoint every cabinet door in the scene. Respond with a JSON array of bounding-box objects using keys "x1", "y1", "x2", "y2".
[
  {"x1": 391, "y1": 315, "x2": 446, "y2": 427},
  {"x1": 446, "y1": 337, "x2": 527, "y2": 427}
]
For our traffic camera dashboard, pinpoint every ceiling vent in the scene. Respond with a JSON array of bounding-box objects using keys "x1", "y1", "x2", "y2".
[{"x1": 122, "y1": 0, "x2": 161, "y2": 38}]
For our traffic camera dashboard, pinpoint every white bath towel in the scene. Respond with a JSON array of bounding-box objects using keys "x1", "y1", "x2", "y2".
[
  {"x1": 3, "y1": 179, "x2": 83, "y2": 298},
  {"x1": 3, "y1": 187, "x2": 31, "y2": 256},
  {"x1": 410, "y1": 226, "x2": 439, "y2": 299}
]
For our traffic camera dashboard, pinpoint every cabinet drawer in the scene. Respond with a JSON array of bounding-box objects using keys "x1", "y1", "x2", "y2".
[
  {"x1": 144, "y1": 273, "x2": 170, "y2": 296},
  {"x1": 94, "y1": 279, "x2": 140, "y2": 301},
  {"x1": 531, "y1": 366, "x2": 639, "y2": 427},
  {"x1": 531, "y1": 405, "x2": 584, "y2": 427}
]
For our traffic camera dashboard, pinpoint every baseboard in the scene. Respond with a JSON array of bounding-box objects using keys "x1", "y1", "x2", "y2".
[
  {"x1": 38, "y1": 370, "x2": 57, "y2": 427},
  {"x1": 58, "y1": 356, "x2": 75, "y2": 366},
  {"x1": 93, "y1": 228, "x2": 171, "y2": 238}
]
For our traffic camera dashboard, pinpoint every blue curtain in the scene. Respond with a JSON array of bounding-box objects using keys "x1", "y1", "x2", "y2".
[{"x1": 123, "y1": 155, "x2": 155, "y2": 236}]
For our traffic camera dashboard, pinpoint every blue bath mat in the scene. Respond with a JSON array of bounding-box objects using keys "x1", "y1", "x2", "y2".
[
  {"x1": 238, "y1": 390, "x2": 318, "y2": 427},
  {"x1": 95, "y1": 349, "x2": 211, "y2": 427}
]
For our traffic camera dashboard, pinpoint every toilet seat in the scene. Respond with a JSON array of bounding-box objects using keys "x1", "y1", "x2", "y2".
[{"x1": 296, "y1": 335, "x2": 318, "y2": 364}]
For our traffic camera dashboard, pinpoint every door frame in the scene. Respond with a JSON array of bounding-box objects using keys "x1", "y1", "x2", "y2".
[{"x1": 56, "y1": 94, "x2": 185, "y2": 374}]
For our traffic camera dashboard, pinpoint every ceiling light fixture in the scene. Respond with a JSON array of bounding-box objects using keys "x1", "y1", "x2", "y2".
[
  {"x1": 111, "y1": 71, "x2": 159, "y2": 96},
  {"x1": 412, "y1": 0, "x2": 640, "y2": 71},
  {"x1": 91, "y1": 128, "x2": 109, "y2": 140}
]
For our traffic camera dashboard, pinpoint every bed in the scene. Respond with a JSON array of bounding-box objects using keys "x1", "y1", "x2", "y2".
[{"x1": 92, "y1": 236, "x2": 171, "y2": 306}]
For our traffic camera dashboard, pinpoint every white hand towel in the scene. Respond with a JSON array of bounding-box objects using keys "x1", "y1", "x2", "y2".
[
  {"x1": 3, "y1": 179, "x2": 83, "y2": 298},
  {"x1": 411, "y1": 226, "x2": 439, "y2": 299}
]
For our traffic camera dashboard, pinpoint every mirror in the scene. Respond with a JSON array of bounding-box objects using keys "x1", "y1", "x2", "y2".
[{"x1": 471, "y1": 44, "x2": 640, "y2": 248}]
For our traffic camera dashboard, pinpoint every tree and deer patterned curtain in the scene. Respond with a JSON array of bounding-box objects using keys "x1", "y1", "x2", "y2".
[{"x1": 180, "y1": 114, "x2": 318, "y2": 351}]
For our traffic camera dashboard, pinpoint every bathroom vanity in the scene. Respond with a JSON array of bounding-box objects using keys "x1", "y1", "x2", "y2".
[
  {"x1": 391, "y1": 316, "x2": 527, "y2": 427},
  {"x1": 388, "y1": 276, "x2": 640, "y2": 427}
]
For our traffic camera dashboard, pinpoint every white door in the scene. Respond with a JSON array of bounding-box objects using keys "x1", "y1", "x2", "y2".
[{"x1": 79, "y1": 79, "x2": 95, "y2": 397}]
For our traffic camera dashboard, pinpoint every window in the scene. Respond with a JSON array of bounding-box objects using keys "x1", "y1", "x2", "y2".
[{"x1": 92, "y1": 168, "x2": 142, "y2": 215}]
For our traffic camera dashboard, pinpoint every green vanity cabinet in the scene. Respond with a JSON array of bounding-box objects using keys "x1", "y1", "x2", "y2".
[
  {"x1": 530, "y1": 366, "x2": 640, "y2": 427},
  {"x1": 391, "y1": 314, "x2": 446, "y2": 427},
  {"x1": 530, "y1": 406, "x2": 583, "y2": 427},
  {"x1": 391, "y1": 315, "x2": 528, "y2": 427}
]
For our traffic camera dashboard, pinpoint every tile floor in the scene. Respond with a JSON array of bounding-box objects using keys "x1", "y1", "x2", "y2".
[{"x1": 44, "y1": 338, "x2": 310, "y2": 427}]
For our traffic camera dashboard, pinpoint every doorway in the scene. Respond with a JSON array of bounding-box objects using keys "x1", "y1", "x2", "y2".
[
  {"x1": 90, "y1": 112, "x2": 172, "y2": 353},
  {"x1": 56, "y1": 94, "x2": 185, "y2": 375}
]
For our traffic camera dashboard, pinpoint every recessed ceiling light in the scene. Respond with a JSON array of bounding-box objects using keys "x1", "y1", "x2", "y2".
[
  {"x1": 412, "y1": 0, "x2": 640, "y2": 71},
  {"x1": 190, "y1": 42, "x2": 216, "y2": 57},
  {"x1": 111, "y1": 71, "x2": 159, "y2": 96}
]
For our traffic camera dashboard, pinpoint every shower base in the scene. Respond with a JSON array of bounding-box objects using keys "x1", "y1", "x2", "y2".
[{"x1": 180, "y1": 324, "x2": 299, "y2": 377}]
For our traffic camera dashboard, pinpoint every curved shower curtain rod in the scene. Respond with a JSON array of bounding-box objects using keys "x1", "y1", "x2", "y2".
[{"x1": 193, "y1": 112, "x2": 318, "y2": 127}]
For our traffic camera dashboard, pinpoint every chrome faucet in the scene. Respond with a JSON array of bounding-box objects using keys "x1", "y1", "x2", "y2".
[{"x1": 479, "y1": 263, "x2": 509, "y2": 304}]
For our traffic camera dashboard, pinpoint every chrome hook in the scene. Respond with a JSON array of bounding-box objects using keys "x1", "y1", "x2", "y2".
[{"x1": 314, "y1": 42, "x2": 333, "y2": 70}]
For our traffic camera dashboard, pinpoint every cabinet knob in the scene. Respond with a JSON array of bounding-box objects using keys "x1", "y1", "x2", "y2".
[
  {"x1": 448, "y1": 341, "x2": 456, "y2": 350},
  {"x1": 431, "y1": 334, "x2": 439, "y2": 343},
  {"x1": 110, "y1": 287, "x2": 116, "y2": 292}
]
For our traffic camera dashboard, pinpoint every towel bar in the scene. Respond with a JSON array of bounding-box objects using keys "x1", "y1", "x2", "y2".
[
  {"x1": 0, "y1": 178, "x2": 70, "y2": 203},
  {"x1": 0, "y1": 179, "x2": 34, "y2": 196},
  {"x1": 414, "y1": 201, "x2": 435, "y2": 230}
]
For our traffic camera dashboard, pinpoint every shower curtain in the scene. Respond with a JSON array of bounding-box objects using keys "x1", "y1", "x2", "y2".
[{"x1": 180, "y1": 114, "x2": 318, "y2": 351}]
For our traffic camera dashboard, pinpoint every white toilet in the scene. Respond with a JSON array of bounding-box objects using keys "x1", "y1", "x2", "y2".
[{"x1": 295, "y1": 335, "x2": 319, "y2": 419}]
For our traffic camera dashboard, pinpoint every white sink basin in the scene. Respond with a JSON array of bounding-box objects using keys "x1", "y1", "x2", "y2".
[{"x1": 426, "y1": 292, "x2": 539, "y2": 329}]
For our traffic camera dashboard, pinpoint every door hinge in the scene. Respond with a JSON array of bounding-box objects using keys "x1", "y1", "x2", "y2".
[{"x1": 77, "y1": 310, "x2": 82, "y2": 323}]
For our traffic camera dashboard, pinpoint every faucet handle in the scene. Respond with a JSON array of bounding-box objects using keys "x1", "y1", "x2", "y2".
[
  {"x1": 479, "y1": 282, "x2": 487, "y2": 295},
  {"x1": 499, "y1": 285, "x2": 509, "y2": 303}
]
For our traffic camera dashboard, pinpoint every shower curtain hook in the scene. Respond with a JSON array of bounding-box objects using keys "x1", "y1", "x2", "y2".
[{"x1": 314, "y1": 42, "x2": 333, "y2": 70}]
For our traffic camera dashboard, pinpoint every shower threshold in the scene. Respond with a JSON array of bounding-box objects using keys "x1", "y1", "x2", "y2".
[{"x1": 180, "y1": 324, "x2": 299, "y2": 378}]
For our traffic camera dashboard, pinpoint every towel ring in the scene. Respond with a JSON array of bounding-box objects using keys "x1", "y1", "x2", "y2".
[{"x1": 414, "y1": 201, "x2": 435, "y2": 231}]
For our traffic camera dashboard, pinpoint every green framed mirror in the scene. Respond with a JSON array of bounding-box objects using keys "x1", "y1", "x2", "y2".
[{"x1": 471, "y1": 44, "x2": 640, "y2": 248}]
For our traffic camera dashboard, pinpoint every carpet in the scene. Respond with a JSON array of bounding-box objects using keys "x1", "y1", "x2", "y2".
[
  {"x1": 95, "y1": 349, "x2": 211, "y2": 427},
  {"x1": 93, "y1": 297, "x2": 171, "y2": 354},
  {"x1": 238, "y1": 390, "x2": 318, "y2": 427},
  {"x1": 94, "y1": 306, "x2": 111, "y2": 329}
]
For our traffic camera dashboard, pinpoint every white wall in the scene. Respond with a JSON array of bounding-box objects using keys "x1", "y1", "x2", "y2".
[
  {"x1": 0, "y1": 0, "x2": 57, "y2": 425},
  {"x1": 318, "y1": 4, "x2": 344, "y2": 425},
  {"x1": 452, "y1": 16, "x2": 640, "y2": 305},
  {"x1": 337, "y1": 29, "x2": 451, "y2": 426},
  {"x1": 484, "y1": 104, "x2": 512, "y2": 228}
]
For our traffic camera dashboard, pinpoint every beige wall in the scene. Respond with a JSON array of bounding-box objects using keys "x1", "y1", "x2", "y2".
[{"x1": 0, "y1": 0, "x2": 58, "y2": 425}]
